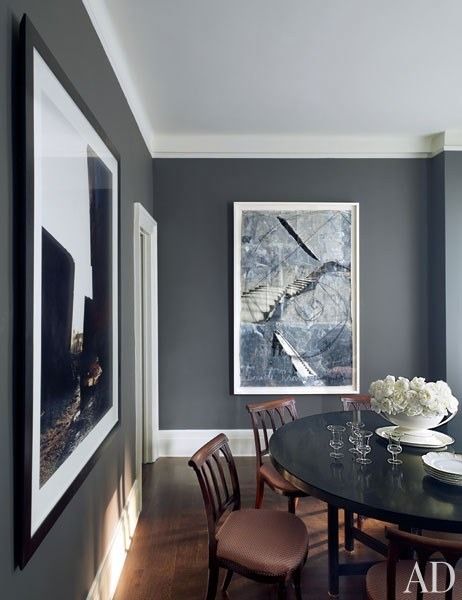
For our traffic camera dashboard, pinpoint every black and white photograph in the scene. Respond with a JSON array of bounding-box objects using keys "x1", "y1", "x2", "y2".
[
  {"x1": 234, "y1": 202, "x2": 359, "y2": 394},
  {"x1": 40, "y1": 140, "x2": 114, "y2": 486}
]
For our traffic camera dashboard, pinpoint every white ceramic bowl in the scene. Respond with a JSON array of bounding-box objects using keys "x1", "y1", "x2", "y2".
[{"x1": 383, "y1": 411, "x2": 456, "y2": 438}]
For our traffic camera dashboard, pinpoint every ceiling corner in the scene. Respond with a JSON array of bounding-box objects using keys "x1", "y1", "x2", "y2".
[
  {"x1": 442, "y1": 130, "x2": 462, "y2": 152},
  {"x1": 82, "y1": 0, "x2": 154, "y2": 154}
]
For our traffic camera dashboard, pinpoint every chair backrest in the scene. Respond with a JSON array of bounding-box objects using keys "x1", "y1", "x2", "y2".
[
  {"x1": 341, "y1": 394, "x2": 372, "y2": 412},
  {"x1": 188, "y1": 434, "x2": 240, "y2": 554},
  {"x1": 385, "y1": 527, "x2": 462, "y2": 600},
  {"x1": 246, "y1": 397, "x2": 298, "y2": 467}
]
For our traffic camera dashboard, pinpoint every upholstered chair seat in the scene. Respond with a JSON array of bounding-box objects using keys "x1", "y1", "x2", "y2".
[{"x1": 216, "y1": 508, "x2": 309, "y2": 577}]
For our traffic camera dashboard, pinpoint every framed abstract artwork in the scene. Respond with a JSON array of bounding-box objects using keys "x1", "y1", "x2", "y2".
[
  {"x1": 17, "y1": 16, "x2": 120, "y2": 566},
  {"x1": 233, "y1": 202, "x2": 359, "y2": 394}
]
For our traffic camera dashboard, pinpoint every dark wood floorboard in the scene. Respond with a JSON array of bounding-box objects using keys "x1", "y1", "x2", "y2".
[{"x1": 114, "y1": 458, "x2": 385, "y2": 600}]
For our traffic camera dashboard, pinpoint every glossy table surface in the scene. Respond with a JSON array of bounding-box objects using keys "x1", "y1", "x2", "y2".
[{"x1": 270, "y1": 411, "x2": 462, "y2": 532}]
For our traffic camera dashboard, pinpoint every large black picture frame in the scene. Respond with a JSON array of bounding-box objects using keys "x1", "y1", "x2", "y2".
[{"x1": 17, "y1": 15, "x2": 121, "y2": 568}]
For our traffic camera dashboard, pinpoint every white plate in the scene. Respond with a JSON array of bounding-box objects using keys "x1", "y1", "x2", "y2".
[
  {"x1": 423, "y1": 468, "x2": 462, "y2": 487},
  {"x1": 424, "y1": 467, "x2": 462, "y2": 481},
  {"x1": 423, "y1": 462, "x2": 462, "y2": 479},
  {"x1": 422, "y1": 452, "x2": 462, "y2": 475},
  {"x1": 375, "y1": 426, "x2": 454, "y2": 449},
  {"x1": 424, "y1": 465, "x2": 462, "y2": 482},
  {"x1": 425, "y1": 474, "x2": 462, "y2": 487}
]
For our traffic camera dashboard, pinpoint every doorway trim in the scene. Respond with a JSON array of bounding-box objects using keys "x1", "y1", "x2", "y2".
[{"x1": 134, "y1": 203, "x2": 159, "y2": 484}]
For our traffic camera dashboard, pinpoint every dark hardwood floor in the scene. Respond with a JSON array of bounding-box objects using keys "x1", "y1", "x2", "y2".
[{"x1": 114, "y1": 458, "x2": 385, "y2": 600}]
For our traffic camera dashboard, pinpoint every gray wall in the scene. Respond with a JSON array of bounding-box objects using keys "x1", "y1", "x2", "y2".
[
  {"x1": 0, "y1": 1, "x2": 153, "y2": 598},
  {"x1": 427, "y1": 152, "x2": 462, "y2": 401},
  {"x1": 153, "y1": 158, "x2": 429, "y2": 429},
  {"x1": 428, "y1": 153, "x2": 446, "y2": 381},
  {"x1": 426, "y1": 152, "x2": 462, "y2": 435},
  {"x1": 442, "y1": 153, "x2": 462, "y2": 398}
]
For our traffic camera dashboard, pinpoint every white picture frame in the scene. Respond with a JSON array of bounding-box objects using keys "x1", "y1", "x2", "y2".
[{"x1": 233, "y1": 202, "x2": 359, "y2": 395}]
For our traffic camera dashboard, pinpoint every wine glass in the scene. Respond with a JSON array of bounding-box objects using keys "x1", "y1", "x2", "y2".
[
  {"x1": 327, "y1": 425, "x2": 345, "y2": 459},
  {"x1": 356, "y1": 430, "x2": 373, "y2": 464},
  {"x1": 387, "y1": 432, "x2": 403, "y2": 465},
  {"x1": 356, "y1": 443, "x2": 372, "y2": 464},
  {"x1": 327, "y1": 425, "x2": 346, "y2": 435},
  {"x1": 329, "y1": 435, "x2": 344, "y2": 459},
  {"x1": 346, "y1": 421, "x2": 365, "y2": 453}
]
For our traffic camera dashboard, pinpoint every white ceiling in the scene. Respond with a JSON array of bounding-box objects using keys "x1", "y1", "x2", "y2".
[{"x1": 83, "y1": 1, "x2": 462, "y2": 156}]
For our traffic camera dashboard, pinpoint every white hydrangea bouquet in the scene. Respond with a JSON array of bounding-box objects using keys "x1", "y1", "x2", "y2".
[{"x1": 369, "y1": 375, "x2": 458, "y2": 436}]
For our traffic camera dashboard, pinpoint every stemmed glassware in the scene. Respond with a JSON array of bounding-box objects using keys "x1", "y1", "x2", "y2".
[
  {"x1": 387, "y1": 431, "x2": 403, "y2": 465},
  {"x1": 346, "y1": 421, "x2": 365, "y2": 453},
  {"x1": 327, "y1": 425, "x2": 346, "y2": 459},
  {"x1": 356, "y1": 430, "x2": 373, "y2": 464}
]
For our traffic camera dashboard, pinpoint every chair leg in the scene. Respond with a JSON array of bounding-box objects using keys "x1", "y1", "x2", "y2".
[
  {"x1": 222, "y1": 569, "x2": 233, "y2": 592},
  {"x1": 288, "y1": 496, "x2": 296, "y2": 514},
  {"x1": 278, "y1": 582, "x2": 287, "y2": 599},
  {"x1": 293, "y1": 567, "x2": 303, "y2": 600},
  {"x1": 205, "y1": 566, "x2": 219, "y2": 600},
  {"x1": 255, "y1": 477, "x2": 265, "y2": 509}
]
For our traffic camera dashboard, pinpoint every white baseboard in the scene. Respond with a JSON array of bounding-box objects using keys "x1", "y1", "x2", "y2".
[
  {"x1": 85, "y1": 432, "x2": 251, "y2": 599},
  {"x1": 86, "y1": 479, "x2": 141, "y2": 600},
  {"x1": 157, "y1": 429, "x2": 255, "y2": 457}
]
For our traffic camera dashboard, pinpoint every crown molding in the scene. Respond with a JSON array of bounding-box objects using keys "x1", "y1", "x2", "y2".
[
  {"x1": 82, "y1": 0, "x2": 153, "y2": 152},
  {"x1": 427, "y1": 131, "x2": 462, "y2": 157},
  {"x1": 439, "y1": 130, "x2": 462, "y2": 153},
  {"x1": 151, "y1": 133, "x2": 438, "y2": 159}
]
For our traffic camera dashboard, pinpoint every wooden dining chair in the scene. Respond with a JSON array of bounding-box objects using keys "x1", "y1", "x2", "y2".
[
  {"x1": 188, "y1": 433, "x2": 309, "y2": 599},
  {"x1": 366, "y1": 528, "x2": 462, "y2": 599},
  {"x1": 246, "y1": 397, "x2": 308, "y2": 513}
]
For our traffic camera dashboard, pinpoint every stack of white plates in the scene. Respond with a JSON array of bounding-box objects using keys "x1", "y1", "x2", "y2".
[{"x1": 422, "y1": 452, "x2": 462, "y2": 486}]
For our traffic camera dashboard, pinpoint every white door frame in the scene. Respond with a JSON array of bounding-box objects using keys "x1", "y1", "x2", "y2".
[{"x1": 134, "y1": 203, "x2": 159, "y2": 485}]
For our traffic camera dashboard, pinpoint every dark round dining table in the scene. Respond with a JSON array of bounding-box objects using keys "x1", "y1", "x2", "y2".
[{"x1": 269, "y1": 410, "x2": 462, "y2": 597}]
